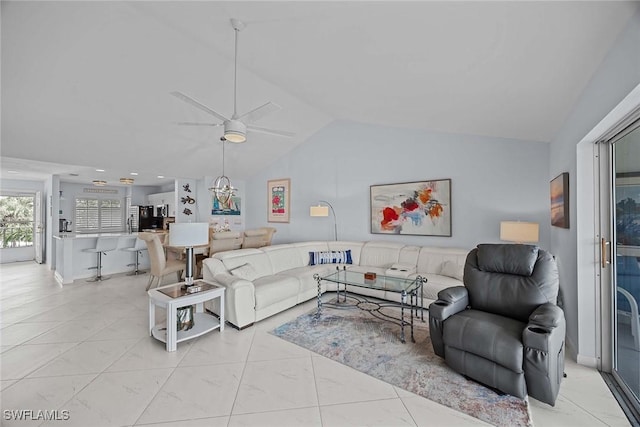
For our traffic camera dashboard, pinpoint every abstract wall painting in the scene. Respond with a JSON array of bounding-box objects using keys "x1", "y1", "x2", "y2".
[
  {"x1": 370, "y1": 179, "x2": 452, "y2": 236},
  {"x1": 268, "y1": 178, "x2": 290, "y2": 223},
  {"x1": 550, "y1": 172, "x2": 569, "y2": 229}
]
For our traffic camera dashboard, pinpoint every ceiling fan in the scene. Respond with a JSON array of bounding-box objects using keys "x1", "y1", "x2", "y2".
[{"x1": 171, "y1": 18, "x2": 293, "y2": 143}]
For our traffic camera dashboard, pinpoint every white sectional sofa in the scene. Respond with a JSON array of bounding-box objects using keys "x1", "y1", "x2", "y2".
[{"x1": 202, "y1": 240, "x2": 469, "y2": 329}]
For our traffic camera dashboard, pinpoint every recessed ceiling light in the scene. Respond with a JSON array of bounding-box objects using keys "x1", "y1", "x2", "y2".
[
  {"x1": 157, "y1": 175, "x2": 164, "y2": 179},
  {"x1": 69, "y1": 173, "x2": 79, "y2": 177},
  {"x1": 96, "y1": 169, "x2": 105, "y2": 172},
  {"x1": 7, "y1": 170, "x2": 19, "y2": 174},
  {"x1": 130, "y1": 172, "x2": 138, "y2": 176}
]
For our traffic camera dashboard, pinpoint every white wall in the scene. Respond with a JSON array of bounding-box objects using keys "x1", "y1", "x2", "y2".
[
  {"x1": 549, "y1": 9, "x2": 640, "y2": 364},
  {"x1": 245, "y1": 120, "x2": 551, "y2": 251}
]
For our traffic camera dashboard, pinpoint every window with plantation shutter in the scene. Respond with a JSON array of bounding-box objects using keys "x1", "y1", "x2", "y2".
[{"x1": 75, "y1": 198, "x2": 123, "y2": 232}]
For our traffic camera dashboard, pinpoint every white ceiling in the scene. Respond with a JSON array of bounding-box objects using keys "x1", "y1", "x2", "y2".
[{"x1": 2, "y1": 1, "x2": 638, "y2": 186}]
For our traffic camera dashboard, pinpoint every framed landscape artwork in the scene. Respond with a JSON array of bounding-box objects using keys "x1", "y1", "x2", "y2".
[
  {"x1": 268, "y1": 178, "x2": 290, "y2": 223},
  {"x1": 550, "y1": 172, "x2": 569, "y2": 229},
  {"x1": 370, "y1": 179, "x2": 452, "y2": 236}
]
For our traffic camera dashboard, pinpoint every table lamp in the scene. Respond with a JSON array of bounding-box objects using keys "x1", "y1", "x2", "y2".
[
  {"x1": 169, "y1": 222, "x2": 209, "y2": 286},
  {"x1": 500, "y1": 221, "x2": 539, "y2": 244}
]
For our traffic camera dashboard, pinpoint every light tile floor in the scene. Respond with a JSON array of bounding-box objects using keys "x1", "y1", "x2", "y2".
[{"x1": 0, "y1": 261, "x2": 632, "y2": 426}]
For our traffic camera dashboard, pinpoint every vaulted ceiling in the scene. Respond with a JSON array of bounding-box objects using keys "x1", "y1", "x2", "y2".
[{"x1": 2, "y1": 1, "x2": 638, "y2": 186}]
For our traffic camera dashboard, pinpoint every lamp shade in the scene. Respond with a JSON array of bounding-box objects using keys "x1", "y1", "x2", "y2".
[
  {"x1": 310, "y1": 205, "x2": 329, "y2": 217},
  {"x1": 500, "y1": 221, "x2": 539, "y2": 243},
  {"x1": 169, "y1": 222, "x2": 209, "y2": 246}
]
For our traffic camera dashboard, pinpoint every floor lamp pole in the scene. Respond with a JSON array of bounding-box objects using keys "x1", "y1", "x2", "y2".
[{"x1": 318, "y1": 200, "x2": 338, "y2": 241}]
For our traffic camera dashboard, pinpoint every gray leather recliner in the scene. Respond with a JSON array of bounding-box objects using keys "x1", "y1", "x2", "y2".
[{"x1": 429, "y1": 244, "x2": 565, "y2": 406}]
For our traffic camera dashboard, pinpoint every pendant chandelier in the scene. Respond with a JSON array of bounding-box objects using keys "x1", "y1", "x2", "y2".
[{"x1": 209, "y1": 137, "x2": 236, "y2": 204}]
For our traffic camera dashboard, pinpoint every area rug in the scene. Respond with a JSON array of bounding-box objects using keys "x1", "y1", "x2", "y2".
[{"x1": 271, "y1": 302, "x2": 533, "y2": 427}]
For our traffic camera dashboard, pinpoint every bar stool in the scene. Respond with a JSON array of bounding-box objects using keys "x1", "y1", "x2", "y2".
[
  {"x1": 121, "y1": 237, "x2": 147, "y2": 275},
  {"x1": 84, "y1": 237, "x2": 119, "y2": 282}
]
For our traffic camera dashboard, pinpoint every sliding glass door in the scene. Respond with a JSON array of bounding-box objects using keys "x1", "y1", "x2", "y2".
[{"x1": 610, "y1": 121, "x2": 640, "y2": 408}]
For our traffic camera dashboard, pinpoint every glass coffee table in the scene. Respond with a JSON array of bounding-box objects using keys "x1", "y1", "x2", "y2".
[{"x1": 314, "y1": 269, "x2": 426, "y2": 343}]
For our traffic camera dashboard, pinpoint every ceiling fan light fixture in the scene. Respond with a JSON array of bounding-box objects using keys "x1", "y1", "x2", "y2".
[
  {"x1": 172, "y1": 18, "x2": 292, "y2": 143},
  {"x1": 223, "y1": 120, "x2": 247, "y2": 143}
]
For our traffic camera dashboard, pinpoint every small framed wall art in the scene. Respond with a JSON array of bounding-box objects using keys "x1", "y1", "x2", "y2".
[
  {"x1": 212, "y1": 196, "x2": 241, "y2": 216},
  {"x1": 268, "y1": 178, "x2": 290, "y2": 223},
  {"x1": 370, "y1": 179, "x2": 452, "y2": 236},
  {"x1": 550, "y1": 172, "x2": 569, "y2": 228}
]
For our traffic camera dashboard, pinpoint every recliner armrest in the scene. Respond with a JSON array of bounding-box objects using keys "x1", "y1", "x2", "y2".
[
  {"x1": 428, "y1": 286, "x2": 468, "y2": 358},
  {"x1": 524, "y1": 303, "x2": 564, "y2": 352},
  {"x1": 429, "y1": 286, "x2": 469, "y2": 321},
  {"x1": 523, "y1": 303, "x2": 566, "y2": 406},
  {"x1": 528, "y1": 303, "x2": 563, "y2": 330}
]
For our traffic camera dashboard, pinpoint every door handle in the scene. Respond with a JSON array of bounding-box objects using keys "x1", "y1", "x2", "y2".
[{"x1": 601, "y1": 238, "x2": 611, "y2": 268}]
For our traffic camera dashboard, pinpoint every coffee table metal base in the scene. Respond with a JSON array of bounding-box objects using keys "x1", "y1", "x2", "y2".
[{"x1": 314, "y1": 274, "x2": 425, "y2": 343}]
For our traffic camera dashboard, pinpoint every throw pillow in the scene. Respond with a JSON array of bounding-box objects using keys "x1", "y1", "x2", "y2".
[
  {"x1": 440, "y1": 260, "x2": 464, "y2": 281},
  {"x1": 309, "y1": 250, "x2": 353, "y2": 266},
  {"x1": 229, "y1": 263, "x2": 259, "y2": 281}
]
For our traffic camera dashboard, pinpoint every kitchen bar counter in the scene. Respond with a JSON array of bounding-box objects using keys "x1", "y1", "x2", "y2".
[{"x1": 53, "y1": 232, "x2": 150, "y2": 285}]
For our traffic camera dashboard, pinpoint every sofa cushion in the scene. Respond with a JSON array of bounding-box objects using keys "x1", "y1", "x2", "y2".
[
  {"x1": 278, "y1": 264, "x2": 336, "y2": 298},
  {"x1": 416, "y1": 247, "x2": 469, "y2": 275},
  {"x1": 309, "y1": 250, "x2": 353, "y2": 265},
  {"x1": 420, "y1": 274, "x2": 464, "y2": 301},
  {"x1": 215, "y1": 249, "x2": 274, "y2": 279},
  {"x1": 229, "y1": 263, "x2": 259, "y2": 281},
  {"x1": 359, "y1": 242, "x2": 405, "y2": 268},
  {"x1": 398, "y1": 245, "x2": 420, "y2": 267},
  {"x1": 253, "y1": 275, "x2": 300, "y2": 310},
  {"x1": 440, "y1": 260, "x2": 464, "y2": 281},
  {"x1": 385, "y1": 264, "x2": 416, "y2": 278},
  {"x1": 263, "y1": 245, "x2": 306, "y2": 274}
]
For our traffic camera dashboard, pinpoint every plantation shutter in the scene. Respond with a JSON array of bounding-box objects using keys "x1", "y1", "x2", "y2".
[
  {"x1": 100, "y1": 199, "x2": 122, "y2": 230},
  {"x1": 75, "y1": 198, "x2": 123, "y2": 232}
]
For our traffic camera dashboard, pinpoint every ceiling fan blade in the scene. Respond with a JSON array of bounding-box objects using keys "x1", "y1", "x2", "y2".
[
  {"x1": 176, "y1": 122, "x2": 223, "y2": 127},
  {"x1": 237, "y1": 101, "x2": 281, "y2": 124},
  {"x1": 170, "y1": 91, "x2": 230, "y2": 123},
  {"x1": 247, "y1": 124, "x2": 295, "y2": 138}
]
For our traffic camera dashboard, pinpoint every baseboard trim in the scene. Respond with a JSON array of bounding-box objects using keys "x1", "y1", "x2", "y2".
[
  {"x1": 565, "y1": 335, "x2": 599, "y2": 368},
  {"x1": 576, "y1": 354, "x2": 599, "y2": 368}
]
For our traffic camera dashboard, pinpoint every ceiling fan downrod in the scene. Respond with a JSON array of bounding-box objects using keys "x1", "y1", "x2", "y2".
[{"x1": 230, "y1": 18, "x2": 245, "y2": 119}]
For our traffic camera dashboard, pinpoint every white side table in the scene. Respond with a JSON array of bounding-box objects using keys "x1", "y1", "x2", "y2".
[{"x1": 148, "y1": 280, "x2": 225, "y2": 352}]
